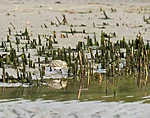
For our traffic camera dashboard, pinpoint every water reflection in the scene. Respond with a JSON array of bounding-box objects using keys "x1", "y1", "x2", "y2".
[
  {"x1": 48, "y1": 80, "x2": 68, "y2": 90},
  {"x1": 0, "y1": 74, "x2": 150, "y2": 102}
]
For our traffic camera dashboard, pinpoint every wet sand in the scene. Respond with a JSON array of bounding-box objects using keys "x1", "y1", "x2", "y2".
[{"x1": 0, "y1": 99, "x2": 150, "y2": 118}]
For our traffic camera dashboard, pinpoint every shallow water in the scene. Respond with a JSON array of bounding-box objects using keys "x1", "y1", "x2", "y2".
[
  {"x1": 0, "y1": 75, "x2": 150, "y2": 103},
  {"x1": 1, "y1": 75, "x2": 150, "y2": 118}
]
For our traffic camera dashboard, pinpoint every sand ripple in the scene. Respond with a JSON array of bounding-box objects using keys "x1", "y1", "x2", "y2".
[{"x1": 0, "y1": 100, "x2": 150, "y2": 118}]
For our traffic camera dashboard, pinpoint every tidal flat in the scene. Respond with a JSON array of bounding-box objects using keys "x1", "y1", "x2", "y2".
[{"x1": 1, "y1": 0, "x2": 150, "y2": 118}]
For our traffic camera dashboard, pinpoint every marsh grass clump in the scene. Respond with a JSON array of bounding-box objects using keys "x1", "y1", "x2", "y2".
[
  {"x1": 0, "y1": 20, "x2": 149, "y2": 89},
  {"x1": 143, "y1": 15, "x2": 150, "y2": 24}
]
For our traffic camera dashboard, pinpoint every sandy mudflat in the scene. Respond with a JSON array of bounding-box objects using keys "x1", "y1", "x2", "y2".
[
  {"x1": 0, "y1": 99, "x2": 150, "y2": 118},
  {"x1": 0, "y1": 0, "x2": 150, "y2": 47},
  {"x1": 0, "y1": 0, "x2": 150, "y2": 118}
]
